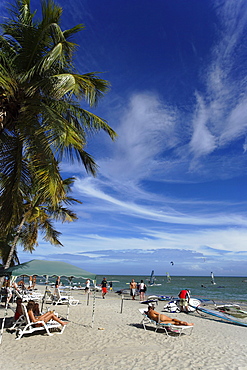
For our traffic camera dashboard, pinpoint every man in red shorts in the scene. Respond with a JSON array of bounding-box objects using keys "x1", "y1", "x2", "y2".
[
  {"x1": 178, "y1": 289, "x2": 190, "y2": 312},
  {"x1": 101, "y1": 277, "x2": 108, "y2": 299}
]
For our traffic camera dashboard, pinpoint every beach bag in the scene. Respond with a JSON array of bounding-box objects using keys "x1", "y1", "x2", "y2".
[{"x1": 144, "y1": 284, "x2": 147, "y2": 292}]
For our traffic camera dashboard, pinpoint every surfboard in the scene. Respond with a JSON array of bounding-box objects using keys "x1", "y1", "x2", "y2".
[
  {"x1": 165, "y1": 298, "x2": 201, "y2": 312},
  {"x1": 147, "y1": 295, "x2": 172, "y2": 301},
  {"x1": 140, "y1": 299, "x2": 159, "y2": 305},
  {"x1": 192, "y1": 305, "x2": 247, "y2": 327},
  {"x1": 216, "y1": 305, "x2": 247, "y2": 318}
]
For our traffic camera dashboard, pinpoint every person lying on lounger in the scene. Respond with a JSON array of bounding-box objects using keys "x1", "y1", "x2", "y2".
[
  {"x1": 146, "y1": 305, "x2": 194, "y2": 326},
  {"x1": 33, "y1": 302, "x2": 41, "y2": 317},
  {"x1": 14, "y1": 297, "x2": 23, "y2": 320},
  {"x1": 26, "y1": 301, "x2": 68, "y2": 327}
]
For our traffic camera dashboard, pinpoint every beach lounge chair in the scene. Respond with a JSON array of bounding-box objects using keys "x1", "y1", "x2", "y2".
[
  {"x1": 156, "y1": 321, "x2": 194, "y2": 336},
  {"x1": 15, "y1": 304, "x2": 65, "y2": 340},
  {"x1": 139, "y1": 308, "x2": 158, "y2": 331},
  {"x1": 14, "y1": 289, "x2": 42, "y2": 302},
  {"x1": 139, "y1": 308, "x2": 193, "y2": 337},
  {"x1": 53, "y1": 288, "x2": 79, "y2": 306},
  {"x1": 41, "y1": 288, "x2": 54, "y2": 304},
  {"x1": 8, "y1": 314, "x2": 26, "y2": 332}
]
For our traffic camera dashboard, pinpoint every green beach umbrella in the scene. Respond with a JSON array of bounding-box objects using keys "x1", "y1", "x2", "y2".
[
  {"x1": 3, "y1": 259, "x2": 96, "y2": 280},
  {"x1": 1, "y1": 259, "x2": 97, "y2": 333}
]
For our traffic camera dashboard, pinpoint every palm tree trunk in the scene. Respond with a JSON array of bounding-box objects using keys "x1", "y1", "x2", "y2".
[
  {"x1": 0, "y1": 217, "x2": 25, "y2": 288},
  {"x1": 13, "y1": 250, "x2": 20, "y2": 265},
  {"x1": 4, "y1": 217, "x2": 25, "y2": 270}
]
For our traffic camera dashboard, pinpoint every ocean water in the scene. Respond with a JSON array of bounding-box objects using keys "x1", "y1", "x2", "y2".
[
  {"x1": 95, "y1": 275, "x2": 247, "y2": 303},
  {"x1": 44, "y1": 274, "x2": 247, "y2": 303}
]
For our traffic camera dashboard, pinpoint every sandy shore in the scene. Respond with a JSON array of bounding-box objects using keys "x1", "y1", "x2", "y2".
[{"x1": 1, "y1": 287, "x2": 247, "y2": 370}]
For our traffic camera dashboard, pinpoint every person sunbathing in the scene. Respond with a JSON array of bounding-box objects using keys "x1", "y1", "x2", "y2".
[
  {"x1": 26, "y1": 301, "x2": 68, "y2": 327},
  {"x1": 14, "y1": 297, "x2": 23, "y2": 320},
  {"x1": 33, "y1": 302, "x2": 41, "y2": 317},
  {"x1": 146, "y1": 306, "x2": 194, "y2": 326}
]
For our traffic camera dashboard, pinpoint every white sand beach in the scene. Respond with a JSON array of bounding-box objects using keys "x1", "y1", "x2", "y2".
[{"x1": 1, "y1": 287, "x2": 247, "y2": 370}]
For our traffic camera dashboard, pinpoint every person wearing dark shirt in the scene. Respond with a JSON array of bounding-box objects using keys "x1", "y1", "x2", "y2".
[
  {"x1": 101, "y1": 277, "x2": 107, "y2": 299},
  {"x1": 55, "y1": 276, "x2": 60, "y2": 288}
]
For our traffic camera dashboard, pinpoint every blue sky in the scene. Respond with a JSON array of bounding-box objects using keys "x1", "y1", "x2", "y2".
[{"x1": 2, "y1": 0, "x2": 247, "y2": 276}]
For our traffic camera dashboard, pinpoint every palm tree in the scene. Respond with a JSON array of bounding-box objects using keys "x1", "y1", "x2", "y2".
[
  {"x1": 3, "y1": 175, "x2": 81, "y2": 270},
  {"x1": 0, "y1": 0, "x2": 116, "y2": 259},
  {"x1": 0, "y1": 174, "x2": 80, "y2": 289}
]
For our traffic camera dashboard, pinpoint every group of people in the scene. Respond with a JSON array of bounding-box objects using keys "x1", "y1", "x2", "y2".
[
  {"x1": 90, "y1": 275, "x2": 191, "y2": 312},
  {"x1": 14, "y1": 276, "x2": 37, "y2": 291},
  {"x1": 12, "y1": 280, "x2": 192, "y2": 329},
  {"x1": 54, "y1": 276, "x2": 110, "y2": 298},
  {"x1": 129, "y1": 279, "x2": 147, "y2": 301},
  {"x1": 1, "y1": 276, "x2": 38, "y2": 301}
]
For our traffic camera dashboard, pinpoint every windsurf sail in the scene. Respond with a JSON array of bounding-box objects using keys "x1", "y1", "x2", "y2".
[
  {"x1": 216, "y1": 305, "x2": 247, "y2": 318},
  {"x1": 149, "y1": 270, "x2": 155, "y2": 285},
  {"x1": 166, "y1": 272, "x2": 171, "y2": 283},
  {"x1": 191, "y1": 304, "x2": 247, "y2": 327},
  {"x1": 211, "y1": 272, "x2": 216, "y2": 285}
]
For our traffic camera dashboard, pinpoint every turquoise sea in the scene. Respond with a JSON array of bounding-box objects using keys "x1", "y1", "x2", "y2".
[
  {"x1": 95, "y1": 275, "x2": 247, "y2": 303},
  {"x1": 54, "y1": 274, "x2": 247, "y2": 304}
]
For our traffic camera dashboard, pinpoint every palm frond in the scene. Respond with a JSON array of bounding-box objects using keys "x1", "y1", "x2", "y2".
[
  {"x1": 0, "y1": 134, "x2": 30, "y2": 231},
  {"x1": 63, "y1": 24, "x2": 85, "y2": 40},
  {"x1": 39, "y1": 218, "x2": 63, "y2": 246}
]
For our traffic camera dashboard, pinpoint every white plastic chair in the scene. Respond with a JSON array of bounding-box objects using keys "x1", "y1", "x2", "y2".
[
  {"x1": 139, "y1": 308, "x2": 193, "y2": 336},
  {"x1": 15, "y1": 304, "x2": 66, "y2": 340},
  {"x1": 53, "y1": 288, "x2": 79, "y2": 306},
  {"x1": 14, "y1": 289, "x2": 42, "y2": 302}
]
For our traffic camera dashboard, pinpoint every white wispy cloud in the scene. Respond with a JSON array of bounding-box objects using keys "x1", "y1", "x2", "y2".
[
  {"x1": 189, "y1": 93, "x2": 217, "y2": 157},
  {"x1": 18, "y1": 224, "x2": 247, "y2": 276},
  {"x1": 96, "y1": 92, "x2": 178, "y2": 182},
  {"x1": 74, "y1": 177, "x2": 247, "y2": 227},
  {"x1": 189, "y1": 0, "x2": 247, "y2": 160}
]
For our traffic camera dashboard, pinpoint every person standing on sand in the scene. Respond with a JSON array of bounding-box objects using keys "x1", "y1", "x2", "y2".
[
  {"x1": 178, "y1": 289, "x2": 190, "y2": 313},
  {"x1": 85, "y1": 279, "x2": 90, "y2": 294},
  {"x1": 32, "y1": 276, "x2": 37, "y2": 289},
  {"x1": 130, "y1": 279, "x2": 137, "y2": 300},
  {"x1": 28, "y1": 276, "x2": 33, "y2": 290},
  {"x1": 101, "y1": 277, "x2": 108, "y2": 298},
  {"x1": 139, "y1": 280, "x2": 147, "y2": 301},
  {"x1": 55, "y1": 276, "x2": 61, "y2": 289}
]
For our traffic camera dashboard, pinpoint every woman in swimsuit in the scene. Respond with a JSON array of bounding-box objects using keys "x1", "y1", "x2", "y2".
[
  {"x1": 26, "y1": 301, "x2": 68, "y2": 326},
  {"x1": 146, "y1": 306, "x2": 194, "y2": 326},
  {"x1": 14, "y1": 298, "x2": 23, "y2": 320}
]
